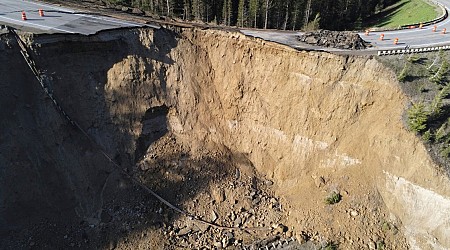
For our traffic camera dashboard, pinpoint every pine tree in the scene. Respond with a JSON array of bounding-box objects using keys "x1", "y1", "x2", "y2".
[
  {"x1": 304, "y1": 0, "x2": 312, "y2": 27},
  {"x1": 237, "y1": 0, "x2": 247, "y2": 27},
  {"x1": 183, "y1": 0, "x2": 191, "y2": 20},
  {"x1": 102, "y1": 0, "x2": 401, "y2": 31},
  {"x1": 192, "y1": 0, "x2": 203, "y2": 20},
  {"x1": 249, "y1": 0, "x2": 259, "y2": 28},
  {"x1": 282, "y1": 1, "x2": 289, "y2": 30}
]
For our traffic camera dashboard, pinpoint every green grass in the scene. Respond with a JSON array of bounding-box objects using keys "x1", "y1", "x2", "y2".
[{"x1": 366, "y1": 0, "x2": 441, "y2": 28}]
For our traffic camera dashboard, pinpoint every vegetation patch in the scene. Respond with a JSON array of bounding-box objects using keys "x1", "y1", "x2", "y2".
[
  {"x1": 366, "y1": 0, "x2": 440, "y2": 28},
  {"x1": 378, "y1": 50, "x2": 450, "y2": 175},
  {"x1": 98, "y1": 0, "x2": 399, "y2": 31},
  {"x1": 325, "y1": 191, "x2": 342, "y2": 205}
]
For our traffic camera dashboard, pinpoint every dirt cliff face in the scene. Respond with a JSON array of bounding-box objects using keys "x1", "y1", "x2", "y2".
[
  {"x1": 168, "y1": 29, "x2": 450, "y2": 249},
  {"x1": 1, "y1": 27, "x2": 450, "y2": 249}
]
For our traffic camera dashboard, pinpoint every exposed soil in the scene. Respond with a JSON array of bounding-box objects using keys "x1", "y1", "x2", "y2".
[{"x1": 1, "y1": 7, "x2": 450, "y2": 250}]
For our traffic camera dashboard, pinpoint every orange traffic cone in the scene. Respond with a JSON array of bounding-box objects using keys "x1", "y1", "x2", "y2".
[
  {"x1": 442, "y1": 28, "x2": 447, "y2": 34},
  {"x1": 379, "y1": 34, "x2": 384, "y2": 41},
  {"x1": 432, "y1": 25, "x2": 437, "y2": 32},
  {"x1": 38, "y1": 9, "x2": 44, "y2": 17},
  {"x1": 394, "y1": 38, "x2": 399, "y2": 45},
  {"x1": 21, "y1": 11, "x2": 27, "y2": 21}
]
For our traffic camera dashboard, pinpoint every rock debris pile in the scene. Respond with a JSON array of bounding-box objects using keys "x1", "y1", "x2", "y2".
[{"x1": 298, "y1": 30, "x2": 368, "y2": 50}]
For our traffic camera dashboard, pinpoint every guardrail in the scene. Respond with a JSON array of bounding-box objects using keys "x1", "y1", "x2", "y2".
[{"x1": 377, "y1": 45, "x2": 450, "y2": 56}]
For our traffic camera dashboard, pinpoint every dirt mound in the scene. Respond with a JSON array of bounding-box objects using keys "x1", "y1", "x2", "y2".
[{"x1": 298, "y1": 30, "x2": 368, "y2": 49}]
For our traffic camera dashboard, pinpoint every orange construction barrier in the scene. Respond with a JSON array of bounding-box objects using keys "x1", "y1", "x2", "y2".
[
  {"x1": 21, "y1": 11, "x2": 27, "y2": 21},
  {"x1": 38, "y1": 9, "x2": 44, "y2": 17},
  {"x1": 365, "y1": 30, "x2": 370, "y2": 36},
  {"x1": 442, "y1": 28, "x2": 447, "y2": 34},
  {"x1": 394, "y1": 38, "x2": 399, "y2": 45},
  {"x1": 379, "y1": 33, "x2": 385, "y2": 41},
  {"x1": 419, "y1": 22, "x2": 423, "y2": 29},
  {"x1": 432, "y1": 25, "x2": 437, "y2": 32}
]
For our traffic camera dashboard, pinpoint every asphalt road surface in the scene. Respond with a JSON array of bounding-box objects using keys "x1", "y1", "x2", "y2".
[
  {"x1": 361, "y1": 1, "x2": 450, "y2": 50},
  {"x1": 0, "y1": 0, "x2": 156, "y2": 35},
  {"x1": 1, "y1": 0, "x2": 448, "y2": 51},
  {"x1": 241, "y1": 1, "x2": 450, "y2": 53}
]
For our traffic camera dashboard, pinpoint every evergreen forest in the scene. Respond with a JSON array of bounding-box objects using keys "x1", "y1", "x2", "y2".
[{"x1": 106, "y1": 0, "x2": 400, "y2": 30}]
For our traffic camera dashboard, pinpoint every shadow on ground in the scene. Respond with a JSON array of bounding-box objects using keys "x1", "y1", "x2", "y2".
[
  {"x1": 363, "y1": 1, "x2": 409, "y2": 28},
  {"x1": 0, "y1": 27, "x2": 237, "y2": 249}
]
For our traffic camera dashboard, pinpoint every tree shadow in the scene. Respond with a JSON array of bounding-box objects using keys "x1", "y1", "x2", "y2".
[{"x1": 363, "y1": 1, "x2": 409, "y2": 28}]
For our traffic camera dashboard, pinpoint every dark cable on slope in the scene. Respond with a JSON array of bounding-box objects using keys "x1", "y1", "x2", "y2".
[{"x1": 8, "y1": 27, "x2": 272, "y2": 232}]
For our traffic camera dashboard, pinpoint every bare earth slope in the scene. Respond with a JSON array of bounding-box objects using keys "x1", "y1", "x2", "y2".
[{"x1": 1, "y1": 27, "x2": 450, "y2": 249}]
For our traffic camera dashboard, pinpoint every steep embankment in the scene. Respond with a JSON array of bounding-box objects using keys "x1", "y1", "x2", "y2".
[
  {"x1": 168, "y1": 30, "x2": 450, "y2": 249},
  {"x1": 1, "y1": 27, "x2": 450, "y2": 249}
]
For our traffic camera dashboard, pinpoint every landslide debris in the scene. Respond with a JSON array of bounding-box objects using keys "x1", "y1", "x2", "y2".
[
  {"x1": 298, "y1": 30, "x2": 368, "y2": 49},
  {"x1": 2, "y1": 24, "x2": 450, "y2": 250}
]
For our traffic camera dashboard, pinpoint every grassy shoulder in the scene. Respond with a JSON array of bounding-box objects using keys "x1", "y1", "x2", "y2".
[
  {"x1": 365, "y1": 0, "x2": 441, "y2": 28},
  {"x1": 377, "y1": 51, "x2": 450, "y2": 175}
]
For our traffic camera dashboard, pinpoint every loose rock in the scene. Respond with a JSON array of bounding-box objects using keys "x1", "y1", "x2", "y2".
[
  {"x1": 211, "y1": 210, "x2": 218, "y2": 222},
  {"x1": 298, "y1": 30, "x2": 368, "y2": 50},
  {"x1": 350, "y1": 210, "x2": 359, "y2": 217}
]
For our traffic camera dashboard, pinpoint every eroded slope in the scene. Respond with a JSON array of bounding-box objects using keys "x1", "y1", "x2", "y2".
[{"x1": 1, "y1": 27, "x2": 450, "y2": 249}]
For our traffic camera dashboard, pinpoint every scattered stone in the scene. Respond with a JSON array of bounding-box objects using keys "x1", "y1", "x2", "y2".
[
  {"x1": 272, "y1": 224, "x2": 288, "y2": 234},
  {"x1": 230, "y1": 211, "x2": 236, "y2": 221},
  {"x1": 314, "y1": 176, "x2": 326, "y2": 188},
  {"x1": 368, "y1": 240, "x2": 376, "y2": 250},
  {"x1": 265, "y1": 180, "x2": 274, "y2": 186},
  {"x1": 29, "y1": 241, "x2": 35, "y2": 247},
  {"x1": 221, "y1": 237, "x2": 229, "y2": 248},
  {"x1": 211, "y1": 210, "x2": 218, "y2": 222},
  {"x1": 213, "y1": 241, "x2": 222, "y2": 248},
  {"x1": 177, "y1": 227, "x2": 191, "y2": 236},
  {"x1": 252, "y1": 197, "x2": 261, "y2": 205},
  {"x1": 286, "y1": 231, "x2": 293, "y2": 238},
  {"x1": 296, "y1": 232, "x2": 307, "y2": 244},
  {"x1": 212, "y1": 188, "x2": 225, "y2": 203},
  {"x1": 225, "y1": 232, "x2": 234, "y2": 239},
  {"x1": 194, "y1": 221, "x2": 210, "y2": 232},
  {"x1": 121, "y1": 6, "x2": 129, "y2": 12},
  {"x1": 350, "y1": 210, "x2": 359, "y2": 217},
  {"x1": 234, "y1": 217, "x2": 242, "y2": 227}
]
